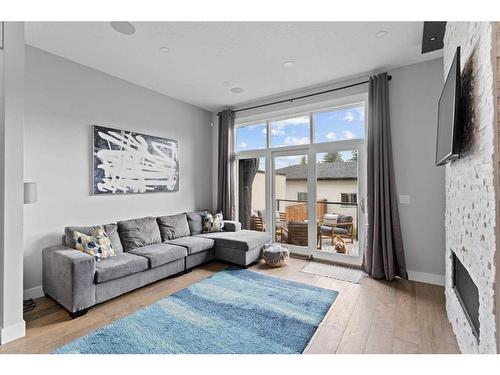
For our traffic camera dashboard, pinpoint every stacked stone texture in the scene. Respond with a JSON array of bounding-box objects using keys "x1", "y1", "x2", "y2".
[{"x1": 443, "y1": 22, "x2": 497, "y2": 354}]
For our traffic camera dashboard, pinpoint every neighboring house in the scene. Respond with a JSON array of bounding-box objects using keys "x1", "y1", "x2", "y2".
[
  {"x1": 250, "y1": 161, "x2": 358, "y2": 225},
  {"x1": 276, "y1": 161, "x2": 358, "y2": 205},
  {"x1": 250, "y1": 170, "x2": 286, "y2": 214}
]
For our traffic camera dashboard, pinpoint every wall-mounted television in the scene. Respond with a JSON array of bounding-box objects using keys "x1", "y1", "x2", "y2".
[{"x1": 435, "y1": 46, "x2": 462, "y2": 166}]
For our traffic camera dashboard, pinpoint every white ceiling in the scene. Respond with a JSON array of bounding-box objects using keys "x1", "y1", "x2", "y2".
[{"x1": 25, "y1": 22, "x2": 442, "y2": 111}]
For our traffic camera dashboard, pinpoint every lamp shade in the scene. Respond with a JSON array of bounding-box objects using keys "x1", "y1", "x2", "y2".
[{"x1": 24, "y1": 182, "x2": 37, "y2": 204}]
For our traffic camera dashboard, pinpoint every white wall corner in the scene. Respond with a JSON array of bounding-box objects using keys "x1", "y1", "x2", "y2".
[
  {"x1": 23, "y1": 285, "x2": 44, "y2": 300},
  {"x1": 0, "y1": 320, "x2": 26, "y2": 345},
  {"x1": 407, "y1": 270, "x2": 445, "y2": 286}
]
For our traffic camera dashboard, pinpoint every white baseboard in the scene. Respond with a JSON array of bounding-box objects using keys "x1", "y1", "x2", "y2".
[
  {"x1": 23, "y1": 285, "x2": 44, "y2": 300},
  {"x1": 408, "y1": 270, "x2": 445, "y2": 286},
  {"x1": 0, "y1": 320, "x2": 26, "y2": 345}
]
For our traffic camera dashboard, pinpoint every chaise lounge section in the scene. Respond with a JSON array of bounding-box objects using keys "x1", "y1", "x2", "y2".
[{"x1": 42, "y1": 211, "x2": 271, "y2": 317}]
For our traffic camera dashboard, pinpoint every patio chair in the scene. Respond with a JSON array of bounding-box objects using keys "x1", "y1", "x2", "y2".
[
  {"x1": 250, "y1": 215, "x2": 265, "y2": 231},
  {"x1": 319, "y1": 214, "x2": 354, "y2": 243},
  {"x1": 280, "y1": 221, "x2": 321, "y2": 248}
]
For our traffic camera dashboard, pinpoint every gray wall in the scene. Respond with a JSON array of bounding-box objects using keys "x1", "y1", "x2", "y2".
[
  {"x1": 24, "y1": 46, "x2": 212, "y2": 292},
  {"x1": 390, "y1": 58, "x2": 445, "y2": 280},
  {"x1": 212, "y1": 58, "x2": 446, "y2": 282},
  {"x1": 0, "y1": 22, "x2": 25, "y2": 344}
]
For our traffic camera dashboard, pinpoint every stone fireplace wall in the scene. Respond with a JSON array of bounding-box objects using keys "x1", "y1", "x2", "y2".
[{"x1": 443, "y1": 22, "x2": 497, "y2": 354}]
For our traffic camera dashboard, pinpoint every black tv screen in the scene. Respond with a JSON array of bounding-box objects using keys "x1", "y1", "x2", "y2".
[{"x1": 436, "y1": 46, "x2": 461, "y2": 166}]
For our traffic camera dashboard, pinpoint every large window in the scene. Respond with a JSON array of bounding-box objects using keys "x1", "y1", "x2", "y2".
[
  {"x1": 235, "y1": 104, "x2": 365, "y2": 153},
  {"x1": 234, "y1": 100, "x2": 366, "y2": 263}
]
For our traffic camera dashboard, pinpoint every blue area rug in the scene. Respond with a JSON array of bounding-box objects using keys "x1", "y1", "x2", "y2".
[{"x1": 53, "y1": 268, "x2": 337, "y2": 354}]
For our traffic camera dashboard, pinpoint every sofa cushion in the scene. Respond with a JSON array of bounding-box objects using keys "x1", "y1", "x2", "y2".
[
  {"x1": 95, "y1": 253, "x2": 148, "y2": 283},
  {"x1": 320, "y1": 225, "x2": 349, "y2": 235},
  {"x1": 165, "y1": 236, "x2": 215, "y2": 255},
  {"x1": 65, "y1": 223, "x2": 124, "y2": 254},
  {"x1": 118, "y1": 217, "x2": 162, "y2": 251},
  {"x1": 157, "y1": 213, "x2": 190, "y2": 240},
  {"x1": 196, "y1": 230, "x2": 271, "y2": 252},
  {"x1": 186, "y1": 211, "x2": 206, "y2": 235},
  {"x1": 128, "y1": 243, "x2": 187, "y2": 268},
  {"x1": 337, "y1": 215, "x2": 353, "y2": 224}
]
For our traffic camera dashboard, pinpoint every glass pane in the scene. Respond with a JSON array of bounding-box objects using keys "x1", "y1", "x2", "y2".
[
  {"x1": 316, "y1": 150, "x2": 359, "y2": 257},
  {"x1": 235, "y1": 123, "x2": 267, "y2": 152},
  {"x1": 315, "y1": 105, "x2": 365, "y2": 143},
  {"x1": 274, "y1": 154, "x2": 309, "y2": 252},
  {"x1": 270, "y1": 116, "x2": 310, "y2": 148},
  {"x1": 238, "y1": 157, "x2": 266, "y2": 231}
]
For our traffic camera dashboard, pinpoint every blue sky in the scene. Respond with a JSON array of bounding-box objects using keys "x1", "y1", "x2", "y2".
[{"x1": 236, "y1": 105, "x2": 365, "y2": 153}]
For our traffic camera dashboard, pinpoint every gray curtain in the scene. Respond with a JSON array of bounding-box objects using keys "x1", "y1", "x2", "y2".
[
  {"x1": 363, "y1": 73, "x2": 408, "y2": 281},
  {"x1": 238, "y1": 158, "x2": 259, "y2": 229},
  {"x1": 217, "y1": 109, "x2": 236, "y2": 220}
]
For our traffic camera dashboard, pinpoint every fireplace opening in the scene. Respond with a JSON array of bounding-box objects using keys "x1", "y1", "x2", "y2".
[{"x1": 452, "y1": 252, "x2": 480, "y2": 341}]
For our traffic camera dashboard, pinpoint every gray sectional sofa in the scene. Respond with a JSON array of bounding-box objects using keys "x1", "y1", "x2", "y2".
[{"x1": 42, "y1": 211, "x2": 271, "y2": 318}]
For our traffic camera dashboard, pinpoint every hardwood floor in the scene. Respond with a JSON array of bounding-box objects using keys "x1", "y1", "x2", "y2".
[{"x1": 0, "y1": 258, "x2": 459, "y2": 354}]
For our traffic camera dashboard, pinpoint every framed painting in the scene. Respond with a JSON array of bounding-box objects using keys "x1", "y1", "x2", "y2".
[{"x1": 93, "y1": 125, "x2": 179, "y2": 194}]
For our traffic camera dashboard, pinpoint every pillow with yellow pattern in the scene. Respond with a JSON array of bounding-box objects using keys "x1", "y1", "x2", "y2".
[{"x1": 72, "y1": 226, "x2": 116, "y2": 261}]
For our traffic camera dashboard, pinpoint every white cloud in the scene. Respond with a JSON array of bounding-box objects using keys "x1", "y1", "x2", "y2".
[
  {"x1": 343, "y1": 112, "x2": 355, "y2": 122},
  {"x1": 342, "y1": 130, "x2": 355, "y2": 139},
  {"x1": 261, "y1": 117, "x2": 310, "y2": 137},
  {"x1": 246, "y1": 123, "x2": 265, "y2": 130},
  {"x1": 283, "y1": 136, "x2": 309, "y2": 146},
  {"x1": 275, "y1": 155, "x2": 305, "y2": 168},
  {"x1": 326, "y1": 131, "x2": 337, "y2": 140},
  {"x1": 263, "y1": 123, "x2": 286, "y2": 136},
  {"x1": 355, "y1": 106, "x2": 365, "y2": 121},
  {"x1": 271, "y1": 125, "x2": 285, "y2": 136},
  {"x1": 239, "y1": 142, "x2": 247, "y2": 149},
  {"x1": 275, "y1": 116, "x2": 309, "y2": 126}
]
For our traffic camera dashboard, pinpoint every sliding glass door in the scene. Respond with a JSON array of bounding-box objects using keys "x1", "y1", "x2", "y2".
[{"x1": 313, "y1": 148, "x2": 365, "y2": 266}]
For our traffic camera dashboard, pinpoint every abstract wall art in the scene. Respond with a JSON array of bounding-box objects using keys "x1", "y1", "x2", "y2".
[{"x1": 93, "y1": 125, "x2": 179, "y2": 194}]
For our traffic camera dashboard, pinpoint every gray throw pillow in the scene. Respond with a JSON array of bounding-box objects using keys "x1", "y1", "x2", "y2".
[
  {"x1": 118, "y1": 217, "x2": 162, "y2": 251},
  {"x1": 202, "y1": 212, "x2": 224, "y2": 233},
  {"x1": 186, "y1": 211, "x2": 206, "y2": 235},
  {"x1": 65, "y1": 223, "x2": 124, "y2": 254},
  {"x1": 157, "y1": 213, "x2": 190, "y2": 240}
]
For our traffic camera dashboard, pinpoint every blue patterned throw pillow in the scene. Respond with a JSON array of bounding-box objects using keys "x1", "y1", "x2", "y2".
[{"x1": 72, "y1": 226, "x2": 116, "y2": 261}]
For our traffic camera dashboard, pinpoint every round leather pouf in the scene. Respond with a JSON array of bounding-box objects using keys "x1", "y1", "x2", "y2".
[{"x1": 263, "y1": 245, "x2": 290, "y2": 268}]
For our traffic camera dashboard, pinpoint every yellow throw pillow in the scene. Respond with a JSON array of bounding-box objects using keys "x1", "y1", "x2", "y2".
[{"x1": 72, "y1": 226, "x2": 116, "y2": 261}]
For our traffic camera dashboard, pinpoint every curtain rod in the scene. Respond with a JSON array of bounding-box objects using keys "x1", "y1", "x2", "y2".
[{"x1": 218, "y1": 75, "x2": 392, "y2": 116}]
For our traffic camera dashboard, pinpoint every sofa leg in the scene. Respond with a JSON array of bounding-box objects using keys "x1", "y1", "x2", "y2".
[
  {"x1": 184, "y1": 268, "x2": 192, "y2": 274},
  {"x1": 69, "y1": 308, "x2": 89, "y2": 319}
]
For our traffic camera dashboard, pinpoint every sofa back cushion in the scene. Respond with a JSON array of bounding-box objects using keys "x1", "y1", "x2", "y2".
[
  {"x1": 157, "y1": 213, "x2": 190, "y2": 240},
  {"x1": 118, "y1": 217, "x2": 162, "y2": 251},
  {"x1": 65, "y1": 223, "x2": 124, "y2": 254},
  {"x1": 186, "y1": 211, "x2": 206, "y2": 235}
]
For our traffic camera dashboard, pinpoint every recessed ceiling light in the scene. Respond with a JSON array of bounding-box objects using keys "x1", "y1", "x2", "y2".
[
  {"x1": 230, "y1": 87, "x2": 244, "y2": 94},
  {"x1": 159, "y1": 46, "x2": 170, "y2": 53},
  {"x1": 283, "y1": 61, "x2": 295, "y2": 68},
  {"x1": 222, "y1": 81, "x2": 231, "y2": 86},
  {"x1": 375, "y1": 30, "x2": 388, "y2": 38},
  {"x1": 110, "y1": 21, "x2": 136, "y2": 35},
  {"x1": 429, "y1": 36, "x2": 437, "y2": 41}
]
